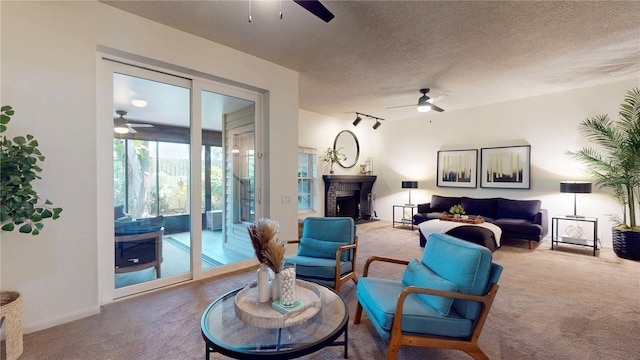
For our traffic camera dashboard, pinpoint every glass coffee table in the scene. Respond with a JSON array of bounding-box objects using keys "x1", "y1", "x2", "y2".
[{"x1": 201, "y1": 280, "x2": 348, "y2": 359}]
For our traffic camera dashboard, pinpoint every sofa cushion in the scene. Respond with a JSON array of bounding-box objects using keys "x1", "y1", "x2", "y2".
[
  {"x1": 298, "y1": 237, "x2": 350, "y2": 261},
  {"x1": 496, "y1": 198, "x2": 541, "y2": 220},
  {"x1": 461, "y1": 197, "x2": 498, "y2": 218},
  {"x1": 402, "y1": 259, "x2": 459, "y2": 316},
  {"x1": 493, "y1": 218, "x2": 543, "y2": 236},
  {"x1": 421, "y1": 233, "x2": 492, "y2": 319},
  {"x1": 356, "y1": 277, "x2": 473, "y2": 340},
  {"x1": 430, "y1": 195, "x2": 462, "y2": 212}
]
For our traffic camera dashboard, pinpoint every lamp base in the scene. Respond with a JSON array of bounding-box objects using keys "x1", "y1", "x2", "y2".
[{"x1": 565, "y1": 214, "x2": 586, "y2": 219}]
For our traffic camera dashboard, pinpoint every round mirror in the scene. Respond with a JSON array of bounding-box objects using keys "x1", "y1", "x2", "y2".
[{"x1": 334, "y1": 130, "x2": 360, "y2": 169}]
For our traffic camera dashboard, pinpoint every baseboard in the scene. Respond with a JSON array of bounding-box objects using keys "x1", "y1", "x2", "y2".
[{"x1": 23, "y1": 305, "x2": 100, "y2": 334}]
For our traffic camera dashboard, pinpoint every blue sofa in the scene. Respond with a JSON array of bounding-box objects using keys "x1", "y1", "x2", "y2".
[{"x1": 413, "y1": 195, "x2": 548, "y2": 249}]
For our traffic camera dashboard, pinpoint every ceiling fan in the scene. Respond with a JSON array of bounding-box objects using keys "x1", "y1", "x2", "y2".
[
  {"x1": 387, "y1": 88, "x2": 446, "y2": 113},
  {"x1": 294, "y1": 0, "x2": 334, "y2": 22},
  {"x1": 113, "y1": 110, "x2": 153, "y2": 134}
]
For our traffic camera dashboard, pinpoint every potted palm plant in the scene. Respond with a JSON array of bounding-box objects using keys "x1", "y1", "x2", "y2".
[{"x1": 568, "y1": 88, "x2": 640, "y2": 260}]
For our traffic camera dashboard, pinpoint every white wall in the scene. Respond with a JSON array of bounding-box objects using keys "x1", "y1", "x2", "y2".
[
  {"x1": 1, "y1": 1, "x2": 298, "y2": 333},
  {"x1": 299, "y1": 78, "x2": 640, "y2": 248}
]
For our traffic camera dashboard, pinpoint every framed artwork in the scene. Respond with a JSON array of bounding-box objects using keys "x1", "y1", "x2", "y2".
[
  {"x1": 480, "y1": 145, "x2": 531, "y2": 189},
  {"x1": 437, "y1": 149, "x2": 478, "y2": 188}
]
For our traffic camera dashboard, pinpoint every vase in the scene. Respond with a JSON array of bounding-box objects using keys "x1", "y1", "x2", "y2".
[
  {"x1": 257, "y1": 264, "x2": 270, "y2": 303},
  {"x1": 280, "y1": 262, "x2": 297, "y2": 306},
  {"x1": 271, "y1": 272, "x2": 281, "y2": 301},
  {"x1": 330, "y1": 162, "x2": 335, "y2": 174}
]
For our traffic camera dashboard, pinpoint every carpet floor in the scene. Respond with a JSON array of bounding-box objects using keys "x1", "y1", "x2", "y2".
[{"x1": 14, "y1": 221, "x2": 640, "y2": 359}]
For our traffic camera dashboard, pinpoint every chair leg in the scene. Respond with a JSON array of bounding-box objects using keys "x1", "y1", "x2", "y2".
[
  {"x1": 465, "y1": 347, "x2": 489, "y2": 360},
  {"x1": 386, "y1": 336, "x2": 401, "y2": 360},
  {"x1": 529, "y1": 240, "x2": 533, "y2": 250},
  {"x1": 354, "y1": 301, "x2": 363, "y2": 324}
]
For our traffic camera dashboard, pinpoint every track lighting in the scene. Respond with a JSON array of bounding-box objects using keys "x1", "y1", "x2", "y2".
[{"x1": 353, "y1": 112, "x2": 384, "y2": 130}]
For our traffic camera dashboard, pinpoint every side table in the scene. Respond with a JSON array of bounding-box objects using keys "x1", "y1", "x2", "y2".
[
  {"x1": 392, "y1": 205, "x2": 416, "y2": 230},
  {"x1": 551, "y1": 216, "x2": 599, "y2": 256}
]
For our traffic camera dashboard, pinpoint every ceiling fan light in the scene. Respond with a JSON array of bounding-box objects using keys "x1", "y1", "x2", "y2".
[
  {"x1": 417, "y1": 104, "x2": 432, "y2": 112},
  {"x1": 131, "y1": 99, "x2": 148, "y2": 108},
  {"x1": 114, "y1": 126, "x2": 129, "y2": 134},
  {"x1": 353, "y1": 115, "x2": 362, "y2": 126}
]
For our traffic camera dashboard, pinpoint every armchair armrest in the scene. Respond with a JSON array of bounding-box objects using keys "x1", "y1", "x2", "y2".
[
  {"x1": 335, "y1": 235, "x2": 358, "y2": 267},
  {"x1": 362, "y1": 256, "x2": 410, "y2": 277}
]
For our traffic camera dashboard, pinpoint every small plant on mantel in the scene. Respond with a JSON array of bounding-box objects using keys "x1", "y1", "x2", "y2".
[
  {"x1": 320, "y1": 147, "x2": 346, "y2": 174},
  {"x1": 1, "y1": 106, "x2": 62, "y2": 235}
]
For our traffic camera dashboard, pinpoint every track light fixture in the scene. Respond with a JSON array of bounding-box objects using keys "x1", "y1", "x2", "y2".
[{"x1": 353, "y1": 112, "x2": 385, "y2": 130}]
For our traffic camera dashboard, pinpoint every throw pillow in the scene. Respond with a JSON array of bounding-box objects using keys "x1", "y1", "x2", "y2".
[
  {"x1": 298, "y1": 237, "x2": 350, "y2": 261},
  {"x1": 496, "y1": 198, "x2": 541, "y2": 220},
  {"x1": 402, "y1": 258, "x2": 459, "y2": 316},
  {"x1": 430, "y1": 195, "x2": 461, "y2": 213}
]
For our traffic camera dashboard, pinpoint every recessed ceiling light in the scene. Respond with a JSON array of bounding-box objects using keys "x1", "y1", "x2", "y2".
[{"x1": 131, "y1": 99, "x2": 148, "y2": 108}]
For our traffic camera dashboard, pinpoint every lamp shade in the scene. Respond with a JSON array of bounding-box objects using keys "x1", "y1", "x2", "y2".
[
  {"x1": 402, "y1": 181, "x2": 418, "y2": 189},
  {"x1": 560, "y1": 181, "x2": 592, "y2": 194}
]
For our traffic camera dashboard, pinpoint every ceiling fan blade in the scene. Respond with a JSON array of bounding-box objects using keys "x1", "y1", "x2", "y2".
[
  {"x1": 128, "y1": 123, "x2": 153, "y2": 128},
  {"x1": 294, "y1": 0, "x2": 335, "y2": 22},
  {"x1": 431, "y1": 104, "x2": 445, "y2": 112},
  {"x1": 128, "y1": 127, "x2": 137, "y2": 134},
  {"x1": 386, "y1": 104, "x2": 415, "y2": 109}
]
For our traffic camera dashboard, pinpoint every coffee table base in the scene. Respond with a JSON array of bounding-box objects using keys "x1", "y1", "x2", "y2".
[{"x1": 204, "y1": 323, "x2": 348, "y2": 359}]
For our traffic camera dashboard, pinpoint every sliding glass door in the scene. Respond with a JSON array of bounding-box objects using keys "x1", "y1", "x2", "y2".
[{"x1": 101, "y1": 56, "x2": 263, "y2": 300}]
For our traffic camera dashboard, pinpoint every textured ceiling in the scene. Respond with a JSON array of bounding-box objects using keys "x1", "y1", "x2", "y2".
[{"x1": 102, "y1": 0, "x2": 640, "y2": 122}]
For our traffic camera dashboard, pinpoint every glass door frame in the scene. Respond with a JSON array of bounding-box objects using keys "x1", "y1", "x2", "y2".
[{"x1": 98, "y1": 54, "x2": 264, "y2": 304}]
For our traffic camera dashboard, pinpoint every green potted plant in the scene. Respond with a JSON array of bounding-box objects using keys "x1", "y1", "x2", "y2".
[
  {"x1": 567, "y1": 88, "x2": 640, "y2": 260},
  {"x1": 1, "y1": 105, "x2": 62, "y2": 235},
  {"x1": 320, "y1": 147, "x2": 346, "y2": 174},
  {"x1": 449, "y1": 204, "x2": 466, "y2": 218}
]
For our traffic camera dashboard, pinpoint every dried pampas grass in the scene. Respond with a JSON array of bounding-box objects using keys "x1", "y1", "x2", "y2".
[
  {"x1": 262, "y1": 237, "x2": 286, "y2": 273},
  {"x1": 247, "y1": 218, "x2": 281, "y2": 265}
]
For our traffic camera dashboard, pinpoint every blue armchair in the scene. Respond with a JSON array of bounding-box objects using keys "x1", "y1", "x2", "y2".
[
  {"x1": 354, "y1": 233, "x2": 503, "y2": 359},
  {"x1": 285, "y1": 217, "x2": 358, "y2": 291}
]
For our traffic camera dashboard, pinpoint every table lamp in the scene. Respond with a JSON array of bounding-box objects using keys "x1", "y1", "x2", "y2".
[
  {"x1": 402, "y1": 181, "x2": 418, "y2": 206},
  {"x1": 560, "y1": 181, "x2": 592, "y2": 218}
]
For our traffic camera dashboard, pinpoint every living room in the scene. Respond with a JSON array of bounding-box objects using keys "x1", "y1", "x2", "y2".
[{"x1": 1, "y1": 1, "x2": 638, "y2": 359}]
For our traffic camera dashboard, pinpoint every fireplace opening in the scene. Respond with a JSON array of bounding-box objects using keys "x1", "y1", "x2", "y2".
[{"x1": 336, "y1": 194, "x2": 359, "y2": 220}]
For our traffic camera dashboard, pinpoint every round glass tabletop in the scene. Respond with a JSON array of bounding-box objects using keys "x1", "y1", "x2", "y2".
[{"x1": 201, "y1": 280, "x2": 348, "y2": 359}]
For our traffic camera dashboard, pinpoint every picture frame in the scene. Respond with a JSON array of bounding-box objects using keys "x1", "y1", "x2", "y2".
[
  {"x1": 436, "y1": 149, "x2": 478, "y2": 188},
  {"x1": 480, "y1": 145, "x2": 531, "y2": 189}
]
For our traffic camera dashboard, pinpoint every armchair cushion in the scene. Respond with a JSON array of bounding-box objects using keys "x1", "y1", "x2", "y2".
[
  {"x1": 357, "y1": 277, "x2": 473, "y2": 339},
  {"x1": 297, "y1": 237, "x2": 350, "y2": 261},
  {"x1": 421, "y1": 233, "x2": 492, "y2": 319},
  {"x1": 402, "y1": 259, "x2": 459, "y2": 316},
  {"x1": 284, "y1": 255, "x2": 353, "y2": 279}
]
